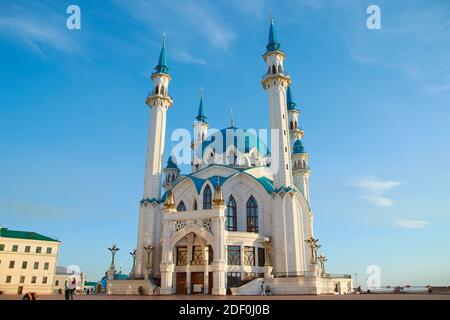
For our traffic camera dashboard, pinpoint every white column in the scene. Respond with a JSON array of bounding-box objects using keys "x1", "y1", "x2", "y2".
[
  {"x1": 203, "y1": 245, "x2": 209, "y2": 294},
  {"x1": 143, "y1": 105, "x2": 168, "y2": 199},
  {"x1": 160, "y1": 214, "x2": 175, "y2": 295},
  {"x1": 186, "y1": 234, "x2": 194, "y2": 294},
  {"x1": 211, "y1": 205, "x2": 227, "y2": 295}
]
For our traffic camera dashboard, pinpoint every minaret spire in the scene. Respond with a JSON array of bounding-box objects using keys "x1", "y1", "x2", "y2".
[
  {"x1": 266, "y1": 11, "x2": 281, "y2": 52},
  {"x1": 196, "y1": 87, "x2": 207, "y2": 122},
  {"x1": 286, "y1": 86, "x2": 295, "y2": 110},
  {"x1": 230, "y1": 109, "x2": 235, "y2": 128},
  {"x1": 154, "y1": 32, "x2": 169, "y2": 74}
]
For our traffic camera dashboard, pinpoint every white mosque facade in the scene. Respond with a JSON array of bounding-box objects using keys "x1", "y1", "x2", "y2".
[{"x1": 107, "y1": 18, "x2": 352, "y2": 296}]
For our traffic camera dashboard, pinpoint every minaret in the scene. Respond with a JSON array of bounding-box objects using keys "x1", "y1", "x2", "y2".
[
  {"x1": 135, "y1": 34, "x2": 173, "y2": 278},
  {"x1": 163, "y1": 156, "x2": 180, "y2": 191},
  {"x1": 143, "y1": 33, "x2": 173, "y2": 198},
  {"x1": 292, "y1": 138, "x2": 311, "y2": 202},
  {"x1": 287, "y1": 86, "x2": 304, "y2": 148},
  {"x1": 192, "y1": 88, "x2": 208, "y2": 173},
  {"x1": 261, "y1": 14, "x2": 293, "y2": 188}
]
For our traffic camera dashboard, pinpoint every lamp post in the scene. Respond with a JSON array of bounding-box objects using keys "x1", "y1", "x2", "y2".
[
  {"x1": 143, "y1": 244, "x2": 153, "y2": 279},
  {"x1": 318, "y1": 254, "x2": 327, "y2": 277},
  {"x1": 304, "y1": 237, "x2": 321, "y2": 265},
  {"x1": 108, "y1": 244, "x2": 120, "y2": 271},
  {"x1": 130, "y1": 249, "x2": 137, "y2": 279}
]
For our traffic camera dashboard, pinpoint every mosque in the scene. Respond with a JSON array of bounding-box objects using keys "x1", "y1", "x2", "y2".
[{"x1": 107, "y1": 16, "x2": 352, "y2": 296}]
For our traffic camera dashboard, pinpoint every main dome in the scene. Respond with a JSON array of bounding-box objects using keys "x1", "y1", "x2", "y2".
[{"x1": 200, "y1": 127, "x2": 270, "y2": 157}]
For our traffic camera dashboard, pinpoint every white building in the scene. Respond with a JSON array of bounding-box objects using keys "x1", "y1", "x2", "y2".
[
  {"x1": 109, "y1": 17, "x2": 352, "y2": 296},
  {"x1": 0, "y1": 227, "x2": 60, "y2": 295}
]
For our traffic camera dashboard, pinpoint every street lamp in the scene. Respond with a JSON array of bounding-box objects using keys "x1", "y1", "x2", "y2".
[
  {"x1": 108, "y1": 244, "x2": 120, "y2": 271},
  {"x1": 130, "y1": 249, "x2": 137, "y2": 279},
  {"x1": 318, "y1": 254, "x2": 328, "y2": 277}
]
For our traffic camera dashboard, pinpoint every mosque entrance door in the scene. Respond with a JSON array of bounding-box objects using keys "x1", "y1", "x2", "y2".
[
  {"x1": 191, "y1": 272, "x2": 204, "y2": 294},
  {"x1": 176, "y1": 272, "x2": 186, "y2": 294}
]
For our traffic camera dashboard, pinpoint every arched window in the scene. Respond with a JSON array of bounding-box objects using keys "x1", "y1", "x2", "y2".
[
  {"x1": 268, "y1": 66, "x2": 271, "y2": 74},
  {"x1": 290, "y1": 122, "x2": 293, "y2": 130},
  {"x1": 272, "y1": 65, "x2": 276, "y2": 74},
  {"x1": 226, "y1": 196, "x2": 237, "y2": 231},
  {"x1": 155, "y1": 86, "x2": 159, "y2": 95},
  {"x1": 278, "y1": 64, "x2": 283, "y2": 73},
  {"x1": 177, "y1": 201, "x2": 186, "y2": 211},
  {"x1": 246, "y1": 196, "x2": 258, "y2": 233},
  {"x1": 203, "y1": 185, "x2": 212, "y2": 209},
  {"x1": 193, "y1": 199, "x2": 198, "y2": 210}
]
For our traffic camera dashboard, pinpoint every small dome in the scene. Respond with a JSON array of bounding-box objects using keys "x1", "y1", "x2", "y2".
[
  {"x1": 293, "y1": 139, "x2": 306, "y2": 154},
  {"x1": 165, "y1": 156, "x2": 179, "y2": 169}
]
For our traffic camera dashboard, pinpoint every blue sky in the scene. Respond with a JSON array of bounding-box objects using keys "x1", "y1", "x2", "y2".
[{"x1": 1, "y1": 0, "x2": 449, "y2": 286}]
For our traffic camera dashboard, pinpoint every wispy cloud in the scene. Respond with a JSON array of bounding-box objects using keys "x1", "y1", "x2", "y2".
[
  {"x1": 354, "y1": 176, "x2": 401, "y2": 207},
  {"x1": 172, "y1": 50, "x2": 206, "y2": 65},
  {"x1": 348, "y1": 1, "x2": 450, "y2": 97},
  {"x1": 394, "y1": 219, "x2": 430, "y2": 229},
  {"x1": 0, "y1": 3, "x2": 81, "y2": 56},
  {"x1": 114, "y1": 0, "x2": 235, "y2": 52}
]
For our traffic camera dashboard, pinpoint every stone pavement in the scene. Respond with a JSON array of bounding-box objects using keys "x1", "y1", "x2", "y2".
[{"x1": 1, "y1": 294, "x2": 449, "y2": 300}]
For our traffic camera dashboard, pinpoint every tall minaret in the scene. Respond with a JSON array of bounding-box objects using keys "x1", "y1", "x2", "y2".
[
  {"x1": 143, "y1": 34, "x2": 173, "y2": 198},
  {"x1": 192, "y1": 89, "x2": 208, "y2": 173},
  {"x1": 287, "y1": 86, "x2": 304, "y2": 149},
  {"x1": 135, "y1": 34, "x2": 173, "y2": 278},
  {"x1": 261, "y1": 14, "x2": 293, "y2": 188}
]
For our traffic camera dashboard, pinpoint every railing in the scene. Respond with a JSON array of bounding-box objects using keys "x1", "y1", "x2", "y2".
[
  {"x1": 261, "y1": 71, "x2": 290, "y2": 81},
  {"x1": 272, "y1": 271, "x2": 316, "y2": 278},
  {"x1": 324, "y1": 273, "x2": 352, "y2": 279}
]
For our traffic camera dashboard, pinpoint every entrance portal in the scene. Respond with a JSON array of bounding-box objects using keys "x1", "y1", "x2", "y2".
[
  {"x1": 176, "y1": 272, "x2": 214, "y2": 294},
  {"x1": 176, "y1": 272, "x2": 186, "y2": 294}
]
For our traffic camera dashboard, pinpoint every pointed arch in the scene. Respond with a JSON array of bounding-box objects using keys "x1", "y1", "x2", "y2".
[
  {"x1": 203, "y1": 185, "x2": 212, "y2": 209},
  {"x1": 246, "y1": 196, "x2": 258, "y2": 233},
  {"x1": 278, "y1": 64, "x2": 283, "y2": 74},
  {"x1": 193, "y1": 199, "x2": 198, "y2": 211},
  {"x1": 177, "y1": 201, "x2": 186, "y2": 212},
  {"x1": 226, "y1": 196, "x2": 237, "y2": 231},
  {"x1": 272, "y1": 65, "x2": 276, "y2": 74}
]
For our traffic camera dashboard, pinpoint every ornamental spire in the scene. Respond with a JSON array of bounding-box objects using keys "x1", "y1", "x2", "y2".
[
  {"x1": 154, "y1": 32, "x2": 169, "y2": 74},
  {"x1": 213, "y1": 177, "x2": 225, "y2": 205},
  {"x1": 196, "y1": 87, "x2": 207, "y2": 122},
  {"x1": 287, "y1": 86, "x2": 297, "y2": 111},
  {"x1": 230, "y1": 109, "x2": 235, "y2": 128},
  {"x1": 266, "y1": 11, "x2": 281, "y2": 52}
]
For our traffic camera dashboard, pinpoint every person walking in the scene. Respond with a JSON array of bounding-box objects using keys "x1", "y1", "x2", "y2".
[
  {"x1": 64, "y1": 279, "x2": 70, "y2": 300},
  {"x1": 261, "y1": 281, "x2": 266, "y2": 296},
  {"x1": 66, "y1": 277, "x2": 76, "y2": 300}
]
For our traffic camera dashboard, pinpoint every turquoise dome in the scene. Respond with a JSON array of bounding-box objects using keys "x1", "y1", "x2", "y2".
[
  {"x1": 165, "y1": 156, "x2": 179, "y2": 169},
  {"x1": 293, "y1": 139, "x2": 306, "y2": 154},
  {"x1": 200, "y1": 127, "x2": 270, "y2": 157}
]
